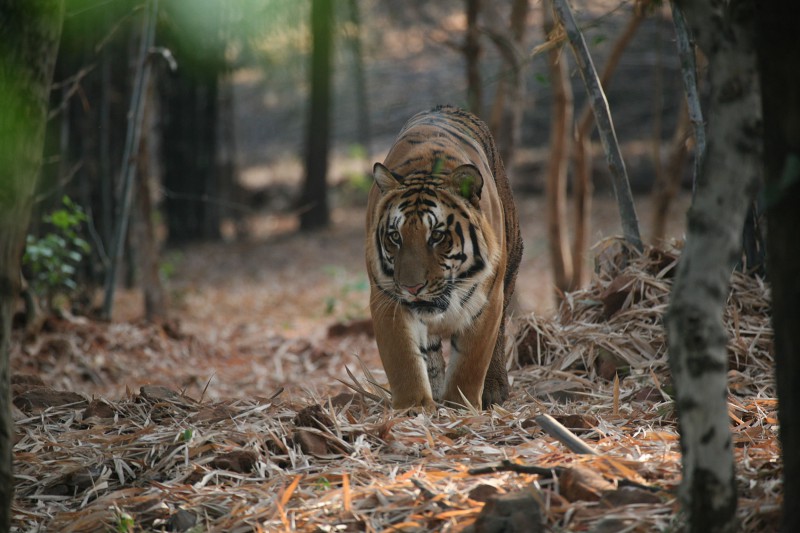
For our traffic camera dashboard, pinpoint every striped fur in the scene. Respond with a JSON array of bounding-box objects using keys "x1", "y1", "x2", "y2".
[{"x1": 365, "y1": 105, "x2": 522, "y2": 411}]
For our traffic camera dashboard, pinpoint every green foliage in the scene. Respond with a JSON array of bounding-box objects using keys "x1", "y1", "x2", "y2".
[
  {"x1": 23, "y1": 196, "x2": 91, "y2": 302},
  {"x1": 115, "y1": 511, "x2": 135, "y2": 533},
  {"x1": 322, "y1": 266, "x2": 368, "y2": 319}
]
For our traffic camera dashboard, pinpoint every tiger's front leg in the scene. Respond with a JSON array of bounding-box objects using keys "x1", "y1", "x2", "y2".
[
  {"x1": 442, "y1": 291, "x2": 504, "y2": 409},
  {"x1": 371, "y1": 291, "x2": 437, "y2": 411}
]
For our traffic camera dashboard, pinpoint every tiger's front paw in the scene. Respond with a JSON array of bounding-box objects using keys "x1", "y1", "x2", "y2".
[
  {"x1": 392, "y1": 393, "x2": 437, "y2": 415},
  {"x1": 481, "y1": 375, "x2": 509, "y2": 409}
]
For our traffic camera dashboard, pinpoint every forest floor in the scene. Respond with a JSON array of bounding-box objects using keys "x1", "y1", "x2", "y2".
[{"x1": 9, "y1": 193, "x2": 783, "y2": 532}]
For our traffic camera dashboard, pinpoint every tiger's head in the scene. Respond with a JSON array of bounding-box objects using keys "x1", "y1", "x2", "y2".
[{"x1": 369, "y1": 162, "x2": 498, "y2": 313}]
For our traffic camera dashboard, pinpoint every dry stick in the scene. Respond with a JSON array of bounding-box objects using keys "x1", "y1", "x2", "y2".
[
  {"x1": 669, "y1": 1, "x2": 704, "y2": 197},
  {"x1": 553, "y1": 0, "x2": 643, "y2": 252},
  {"x1": 102, "y1": 0, "x2": 159, "y2": 320},
  {"x1": 534, "y1": 413, "x2": 599, "y2": 455}
]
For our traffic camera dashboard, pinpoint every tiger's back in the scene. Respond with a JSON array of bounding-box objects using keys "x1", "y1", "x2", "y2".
[{"x1": 366, "y1": 105, "x2": 522, "y2": 410}]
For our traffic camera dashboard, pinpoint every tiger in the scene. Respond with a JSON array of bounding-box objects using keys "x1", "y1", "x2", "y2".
[{"x1": 365, "y1": 105, "x2": 523, "y2": 411}]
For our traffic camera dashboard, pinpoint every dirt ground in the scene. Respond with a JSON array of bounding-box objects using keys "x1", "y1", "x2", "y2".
[{"x1": 99, "y1": 191, "x2": 692, "y2": 404}]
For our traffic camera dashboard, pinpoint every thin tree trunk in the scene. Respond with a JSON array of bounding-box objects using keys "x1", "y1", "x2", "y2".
[
  {"x1": 299, "y1": 0, "x2": 333, "y2": 231},
  {"x1": 102, "y1": 0, "x2": 158, "y2": 320},
  {"x1": 542, "y1": 0, "x2": 574, "y2": 298},
  {"x1": 135, "y1": 79, "x2": 167, "y2": 322},
  {"x1": 666, "y1": 2, "x2": 760, "y2": 531},
  {"x1": 670, "y1": 1, "x2": 705, "y2": 196},
  {"x1": 0, "y1": 1, "x2": 65, "y2": 528},
  {"x1": 484, "y1": 0, "x2": 528, "y2": 181},
  {"x1": 650, "y1": 98, "x2": 690, "y2": 243},
  {"x1": 346, "y1": 0, "x2": 371, "y2": 159},
  {"x1": 555, "y1": 0, "x2": 643, "y2": 255},
  {"x1": 754, "y1": 4, "x2": 800, "y2": 531},
  {"x1": 464, "y1": 0, "x2": 482, "y2": 116}
]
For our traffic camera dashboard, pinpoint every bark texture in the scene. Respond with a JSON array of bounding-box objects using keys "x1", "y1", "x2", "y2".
[
  {"x1": 666, "y1": 2, "x2": 760, "y2": 531},
  {"x1": 0, "y1": 0, "x2": 65, "y2": 528},
  {"x1": 754, "y1": 4, "x2": 800, "y2": 531}
]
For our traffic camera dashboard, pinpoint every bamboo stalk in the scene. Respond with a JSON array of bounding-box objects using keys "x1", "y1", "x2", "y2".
[{"x1": 102, "y1": 0, "x2": 158, "y2": 320}]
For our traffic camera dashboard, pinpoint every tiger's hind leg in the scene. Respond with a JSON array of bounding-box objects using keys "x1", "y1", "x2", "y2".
[
  {"x1": 481, "y1": 314, "x2": 510, "y2": 409},
  {"x1": 422, "y1": 338, "x2": 445, "y2": 402}
]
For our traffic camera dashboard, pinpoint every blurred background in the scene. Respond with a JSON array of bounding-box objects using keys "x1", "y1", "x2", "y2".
[{"x1": 25, "y1": 0, "x2": 694, "y2": 337}]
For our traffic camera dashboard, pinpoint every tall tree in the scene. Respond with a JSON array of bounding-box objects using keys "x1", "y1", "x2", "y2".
[
  {"x1": 755, "y1": 4, "x2": 800, "y2": 531},
  {"x1": 299, "y1": 0, "x2": 333, "y2": 231},
  {"x1": 665, "y1": 1, "x2": 760, "y2": 531},
  {"x1": 0, "y1": 0, "x2": 65, "y2": 528}
]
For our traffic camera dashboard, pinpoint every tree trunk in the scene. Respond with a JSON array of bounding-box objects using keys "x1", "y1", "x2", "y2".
[
  {"x1": 135, "y1": 80, "x2": 167, "y2": 322},
  {"x1": 299, "y1": 0, "x2": 334, "y2": 231},
  {"x1": 484, "y1": 0, "x2": 528, "y2": 182},
  {"x1": 754, "y1": 5, "x2": 800, "y2": 531},
  {"x1": 464, "y1": 0, "x2": 482, "y2": 116},
  {"x1": 665, "y1": 2, "x2": 760, "y2": 531},
  {"x1": 346, "y1": 0, "x2": 372, "y2": 159},
  {"x1": 571, "y1": 6, "x2": 644, "y2": 283},
  {"x1": 542, "y1": 0, "x2": 574, "y2": 298},
  {"x1": 160, "y1": 0, "x2": 223, "y2": 244},
  {"x1": 650, "y1": 98, "x2": 690, "y2": 243},
  {"x1": 553, "y1": 0, "x2": 642, "y2": 252},
  {"x1": 0, "y1": 1, "x2": 65, "y2": 528}
]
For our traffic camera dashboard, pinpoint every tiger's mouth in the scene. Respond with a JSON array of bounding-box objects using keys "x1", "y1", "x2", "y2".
[
  {"x1": 406, "y1": 298, "x2": 448, "y2": 313},
  {"x1": 401, "y1": 285, "x2": 453, "y2": 313}
]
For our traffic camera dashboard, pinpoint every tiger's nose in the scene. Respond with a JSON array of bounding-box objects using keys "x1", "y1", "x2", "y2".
[{"x1": 403, "y1": 283, "x2": 425, "y2": 295}]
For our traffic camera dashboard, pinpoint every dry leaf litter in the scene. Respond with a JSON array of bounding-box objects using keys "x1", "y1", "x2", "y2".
[{"x1": 10, "y1": 239, "x2": 780, "y2": 532}]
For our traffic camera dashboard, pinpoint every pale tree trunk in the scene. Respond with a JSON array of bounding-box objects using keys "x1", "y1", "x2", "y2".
[
  {"x1": 0, "y1": 0, "x2": 65, "y2": 529},
  {"x1": 542, "y1": 0, "x2": 574, "y2": 297},
  {"x1": 665, "y1": 2, "x2": 760, "y2": 531},
  {"x1": 754, "y1": 5, "x2": 800, "y2": 531}
]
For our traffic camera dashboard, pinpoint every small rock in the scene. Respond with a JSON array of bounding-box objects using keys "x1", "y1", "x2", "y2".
[
  {"x1": 468, "y1": 484, "x2": 501, "y2": 502},
  {"x1": 139, "y1": 385, "x2": 185, "y2": 403},
  {"x1": 210, "y1": 450, "x2": 258, "y2": 473},
  {"x1": 557, "y1": 414, "x2": 599, "y2": 432},
  {"x1": 326, "y1": 318, "x2": 374, "y2": 338},
  {"x1": 294, "y1": 429, "x2": 330, "y2": 456},
  {"x1": 599, "y1": 486, "x2": 662, "y2": 507},
  {"x1": 559, "y1": 466, "x2": 615, "y2": 502},
  {"x1": 167, "y1": 508, "x2": 197, "y2": 532},
  {"x1": 465, "y1": 488, "x2": 544, "y2": 533},
  {"x1": 13, "y1": 387, "x2": 87, "y2": 413},
  {"x1": 83, "y1": 398, "x2": 116, "y2": 419},
  {"x1": 11, "y1": 374, "x2": 45, "y2": 397},
  {"x1": 294, "y1": 404, "x2": 334, "y2": 431}
]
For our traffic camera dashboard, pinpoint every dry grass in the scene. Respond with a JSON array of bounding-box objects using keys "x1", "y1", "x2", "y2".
[{"x1": 10, "y1": 239, "x2": 780, "y2": 532}]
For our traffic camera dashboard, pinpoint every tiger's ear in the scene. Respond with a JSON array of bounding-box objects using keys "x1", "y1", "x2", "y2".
[
  {"x1": 450, "y1": 164, "x2": 484, "y2": 204},
  {"x1": 373, "y1": 163, "x2": 400, "y2": 193}
]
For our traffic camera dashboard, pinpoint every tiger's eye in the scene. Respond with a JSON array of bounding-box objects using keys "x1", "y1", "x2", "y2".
[
  {"x1": 388, "y1": 231, "x2": 401, "y2": 245},
  {"x1": 429, "y1": 230, "x2": 445, "y2": 245}
]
